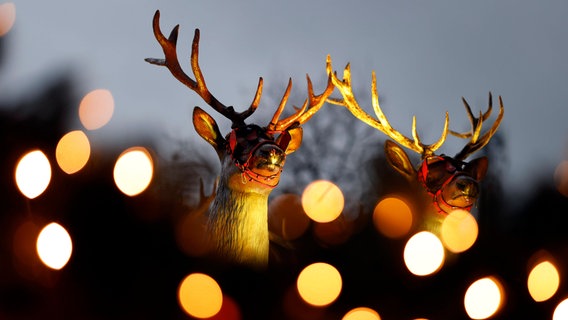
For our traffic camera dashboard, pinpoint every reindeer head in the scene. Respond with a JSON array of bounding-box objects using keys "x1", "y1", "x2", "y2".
[
  {"x1": 145, "y1": 10, "x2": 333, "y2": 267},
  {"x1": 326, "y1": 58, "x2": 503, "y2": 215},
  {"x1": 146, "y1": 10, "x2": 333, "y2": 192}
]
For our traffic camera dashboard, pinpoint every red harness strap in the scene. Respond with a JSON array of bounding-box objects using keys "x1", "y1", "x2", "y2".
[
  {"x1": 227, "y1": 129, "x2": 286, "y2": 188},
  {"x1": 418, "y1": 158, "x2": 473, "y2": 214}
]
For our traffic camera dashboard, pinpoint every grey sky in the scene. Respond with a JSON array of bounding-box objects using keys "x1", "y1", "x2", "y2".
[{"x1": 3, "y1": 0, "x2": 568, "y2": 197}]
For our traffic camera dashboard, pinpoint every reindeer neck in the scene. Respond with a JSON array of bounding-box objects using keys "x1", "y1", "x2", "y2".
[{"x1": 207, "y1": 169, "x2": 273, "y2": 267}]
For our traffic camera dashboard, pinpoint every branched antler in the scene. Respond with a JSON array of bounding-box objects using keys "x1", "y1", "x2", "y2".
[
  {"x1": 145, "y1": 10, "x2": 262, "y2": 128},
  {"x1": 451, "y1": 92, "x2": 504, "y2": 160},
  {"x1": 146, "y1": 10, "x2": 333, "y2": 131},
  {"x1": 326, "y1": 56, "x2": 449, "y2": 158},
  {"x1": 267, "y1": 73, "x2": 334, "y2": 131}
]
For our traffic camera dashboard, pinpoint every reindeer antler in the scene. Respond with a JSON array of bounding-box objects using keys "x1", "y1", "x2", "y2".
[
  {"x1": 451, "y1": 92, "x2": 504, "y2": 160},
  {"x1": 146, "y1": 10, "x2": 333, "y2": 131},
  {"x1": 145, "y1": 10, "x2": 262, "y2": 128},
  {"x1": 267, "y1": 72, "x2": 334, "y2": 131},
  {"x1": 326, "y1": 56, "x2": 449, "y2": 158}
]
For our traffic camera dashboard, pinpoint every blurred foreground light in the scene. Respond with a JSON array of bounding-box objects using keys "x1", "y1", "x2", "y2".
[
  {"x1": 342, "y1": 307, "x2": 381, "y2": 320},
  {"x1": 36, "y1": 222, "x2": 73, "y2": 270},
  {"x1": 268, "y1": 193, "x2": 310, "y2": 240},
  {"x1": 208, "y1": 295, "x2": 241, "y2": 320},
  {"x1": 527, "y1": 260, "x2": 560, "y2": 302},
  {"x1": 79, "y1": 89, "x2": 114, "y2": 130},
  {"x1": 15, "y1": 150, "x2": 51, "y2": 199},
  {"x1": 313, "y1": 215, "x2": 354, "y2": 246},
  {"x1": 404, "y1": 231, "x2": 444, "y2": 276},
  {"x1": 440, "y1": 209, "x2": 478, "y2": 253},
  {"x1": 554, "y1": 297, "x2": 568, "y2": 320},
  {"x1": 297, "y1": 262, "x2": 342, "y2": 307},
  {"x1": 175, "y1": 211, "x2": 212, "y2": 257},
  {"x1": 113, "y1": 147, "x2": 154, "y2": 196},
  {"x1": 13, "y1": 221, "x2": 41, "y2": 271},
  {"x1": 56, "y1": 130, "x2": 91, "y2": 174},
  {"x1": 373, "y1": 196, "x2": 413, "y2": 238},
  {"x1": 178, "y1": 273, "x2": 223, "y2": 318},
  {"x1": 554, "y1": 160, "x2": 568, "y2": 197},
  {"x1": 0, "y1": 2, "x2": 16, "y2": 36},
  {"x1": 301, "y1": 180, "x2": 344, "y2": 223},
  {"x1": 464, "y1": 277, "x2": 504, "y2": 319}
]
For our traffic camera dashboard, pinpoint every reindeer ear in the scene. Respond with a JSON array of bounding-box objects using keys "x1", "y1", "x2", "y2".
[
  {"x1": 281, "y1": 127, "x2": 303, "y2": 155},
  {"x1": 384, "y1": 140, "x2": 416, "y2": 180},
  {"x1": 465, "y1": 156, "x2": 489, "y2": 181},
  {"x1": 192, "y1": 107, "x2": 225, "y2": 150}
]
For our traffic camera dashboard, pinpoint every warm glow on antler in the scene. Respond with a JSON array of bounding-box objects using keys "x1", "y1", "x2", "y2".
[
  {"x1": 451, "y1": 92, "x2": 504, "y2": 160},
  {"x1": 267, "y1": 72, "x2": 334, "y2": 131},
  {"x1": 326, "y1": 56, "x2": 449, "y2": 158},
  {"x1": 145, "y1": 10, "x2": 262, "y2": 128}
]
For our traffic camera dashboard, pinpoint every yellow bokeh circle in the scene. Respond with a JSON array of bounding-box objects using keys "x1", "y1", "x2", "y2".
[
  {"x1": 296, "y1": 262, "x2": 342, "y2": 307},
  {"x1": 36, "y1": 222, "x2": 73, "y2": 270},
  {"x1": 342, "y1": 307, "x2": 381, "y2": 320},
  {"x1": 178, "y1": 273, "x2": 223, "y2": 318},
  {"x1": 440, "y1": 209, "x2": 478, "y2": 253},
  {"x1": 301, "y1": 180, "x2": 344, "y2": 223},
  {"x1": 15, "y1": 150, "x2": 52, "y2": 199},
  {"x1": 113, "y1": 147, "x2": 154, "y2": 196},
  {"x1": 403, "y1": 231, "x2": 445, "y2": 276},
  {"x1": 56, "y1": 130, "x2": 91, "y2": 174},
  {"x1": 527, "y1": 260, "x2": 560, "y2": 302},
  {"x1": 373, "y1": 196, "x2": 413, "y2": 238},
  {"x1": 554, "y1": 297, "x2": 568, "y2": 320},
  {"x1": 464, "y1": 276, "x2": 504, "y2": 320}
]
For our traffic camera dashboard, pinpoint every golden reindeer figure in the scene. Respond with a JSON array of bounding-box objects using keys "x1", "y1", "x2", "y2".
[
  {"x1": 326, "y1": 58, "x2": 503, "y2": 221},
  {"x1": 145, "y1": 11, "x2": 333, "y2": 267}
]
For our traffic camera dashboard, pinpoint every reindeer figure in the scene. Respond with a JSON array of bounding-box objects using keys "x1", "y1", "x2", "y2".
[
  {"x1": 146, "y1": 11, "x2": 333, "y2": 267},
  {"x1": 326, "y1": 58, "x2": 503, "y2": 223}
]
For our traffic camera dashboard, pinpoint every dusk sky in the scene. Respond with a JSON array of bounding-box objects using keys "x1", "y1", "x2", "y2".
[{"x1": 3, "y1": 0, "x2": 568, "y2": 197}]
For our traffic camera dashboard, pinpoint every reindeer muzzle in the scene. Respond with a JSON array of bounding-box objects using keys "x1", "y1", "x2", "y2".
[
  {"x1": 440, "y1": 174, "x2": 480, "y2": 209},
  {"x1": 227, "y1": 126, "x2": 289, "y2": 187}
]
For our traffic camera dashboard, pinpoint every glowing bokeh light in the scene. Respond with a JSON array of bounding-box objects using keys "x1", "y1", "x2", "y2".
[
  {"x1": 268, "y1": 193, "x2": 310, "y2": 240},
  {"x1": 36, "y1": 222, "x2": 73, "y2": 270},
  {"x1": 403, "y1": 231, "x2": 444, "y2": 276},
  {"x1": 342, "y1": 307, "x2": 381, "y2": 320},
  {"x1": 178, "y1": 273, "x2": 223, "y2": 318},
  {"x1": 554, "y1": 297, "x2": 568, "y2": 320},
  {"x1": 79, "y1": 89, "x2": 114, "y2": 130},
  {"x1": 440, "y1": 209, "x2": 478, "y2": 253},
  {"x1": 297, "y1": 262, "x2": 342, "y2": 307},
  {"x1": 313, "y1": 215, "x2": 353, "y2": 246},
  {"x1": 464, "y1": 277, "x2": 504, "y2": 319},
  {"x1": 113, "y1": 147, "x2": 154, "y2": 196},
  {"x1": 527, "y1": 260, "x2": 560, "y2": 302},
  {"x1": 13, "y1": 221, "x2": 43, "y2": 276},
  {"x1": 0, "y1": 2, "x2": 16, "y2": 36},
  {"x1": 554, "y1": 160, "x2": 568, "y2": 197},
  {"x1": 373, "y1": 196, "x2": 413, "y2": 238},
  {"x1": 56, "y1": 130, "x2": 91, "y2": 174},
  {"x1": 301, "y1": 180, "x2": 344, "y2": 223},
  {"x1": 15, "y1": 150, "x2": 52, "y2": 199},
  {"x1": 175, "y1": 211, "x2": 212, "y2": 257},
  {"x1": 208, "y1": 295, "x2": 241, "y2": 320}
]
